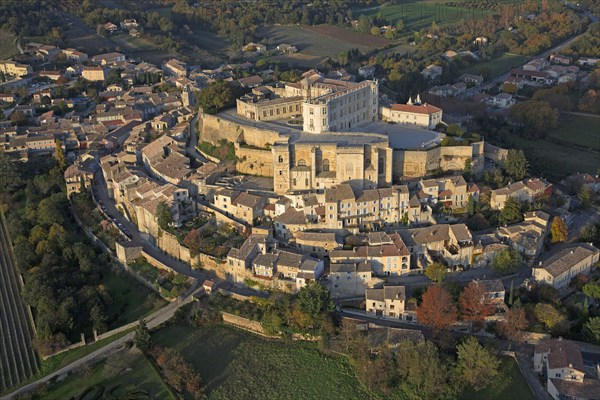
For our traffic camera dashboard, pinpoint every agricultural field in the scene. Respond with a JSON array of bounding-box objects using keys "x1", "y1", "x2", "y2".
[
  {"x1": 32, "y1": 351, "x2": 175, "y2": 400},
  {"x1": 461, "y1": 53, "x2": 531, "y2": 77},
  {"x1": 258, "y1": 24, "x2": 390, "y2": 67},
  {"x1": 502, "y1": 132, "x2": 599, "y2": 180},
  {"x1": 0, "y1": 212, "x2": 39, "y2": 392},
  {"x1": 153, "y1": 324, "x2": 373, "y2": 400},
  {"x1": 351, "y1": 0, "x2": 493, "y2": 32},
  {"x1": 458, "y1": 358, "x2": 535, "y2": 400},
  {"x1": 547, "y1": 114, "x2": 600, "y2": 151}
]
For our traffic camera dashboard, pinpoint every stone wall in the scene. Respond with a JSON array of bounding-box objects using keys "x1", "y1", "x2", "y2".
[
  {"x1": 484, "y1": 142, "x2": 509, "y2": 166},
  {"x1": 235, "y1": 145, "x2": 274, "y2": 177},
  {"x1": 201, "y1": 113, "x2": 282, "y2": 148},
  {"x1": 393, "y1": 143, "x2": 482, "y2": 181},
  {"x1": 221, "y1": 311, "x2": 268, "y2": 335}
]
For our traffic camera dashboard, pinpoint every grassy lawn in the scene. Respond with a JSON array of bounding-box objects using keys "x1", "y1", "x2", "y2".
[
  {"x1": 39, "y1": 329, "x2": 133, "y2": 376},
  {"x1": 0, "y1": 29, "x2": 18, "y2": 58},
  {"x1": 547, "y1": 115, "x2": 600, "y2": 151},
  {"x1": 34, "y1": 351, "x2": 175, "y2": 400},
  {"x1": 102, "y1": 269, "x2": 166, "y2": 328},
  {"x1": 352, "y1": 1, "x2": 491, "y2": 32},
  {"x1": 153, "y1": 324, "x2": 372, "y2": 400},
  {"x1": 459, "y1": 358, "x2": 535, "y2": 400},
  {"x1": 462, "y1": 53, "x2": 531, "y2": 77}
]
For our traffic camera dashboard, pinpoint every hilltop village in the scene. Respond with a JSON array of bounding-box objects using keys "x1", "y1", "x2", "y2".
[{"x1": 1, "y1": 4, "x2": 600, "y2": 398}]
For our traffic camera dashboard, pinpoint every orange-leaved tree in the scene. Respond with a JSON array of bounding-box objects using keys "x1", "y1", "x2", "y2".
[{"x1": 417, "y1": 285, "x2": 457, "y2": 331}]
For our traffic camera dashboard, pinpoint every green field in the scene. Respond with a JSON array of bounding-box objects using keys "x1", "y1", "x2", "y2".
[
  {"x1": 153, "y1": 324, "x2": 372, "y2": 400},
  {"x1": 34, "y1": 351, "x2": 175, "y2": 400},
  {"x1": 503, "y1": 133, "x2": 599, "y2": 179},
  {"x1": 102, "y1": 269, "x2": 166, "y2": 329},
  {"x1": 462, "y1": 53, "x2": 531, "y2": 77},
  {"x1": 0, "y1": 29, "x2": 19, "y2": 59},
  {"x1": 352, "y1": 1, "x2": 492, "y2": 32},
  {"x1": 547, "y1": 115, "x2": 600, "y2": 151},
  {"x1": 459, "y1": 358, "x2": 535, "y2": 400}
]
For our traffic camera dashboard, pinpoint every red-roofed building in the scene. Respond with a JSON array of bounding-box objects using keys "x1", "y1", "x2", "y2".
[{"x1": 380, "y1": 98, "x2": 442, "y2": 129}]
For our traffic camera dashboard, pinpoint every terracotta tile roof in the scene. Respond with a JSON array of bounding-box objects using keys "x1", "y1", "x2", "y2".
[
  {"x1": 535, "y1": 338, "x2": 584, "y2": 371},
  {"x1": 390, "y1": 103, "x2": 442, "y2": 115}
]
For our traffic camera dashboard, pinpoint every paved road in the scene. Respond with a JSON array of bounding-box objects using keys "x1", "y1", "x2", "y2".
[
  {"x1": 186, "y1": 113, "x2": 209, "y2": 164},
  {"x1": 92, "y1": 172, "x2": 208, "y2": 281},
  {"x1": 3, "y1": 292, "x2": 197, "y2": 400}
]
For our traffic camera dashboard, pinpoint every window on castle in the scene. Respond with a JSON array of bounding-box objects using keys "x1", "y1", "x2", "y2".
[
  {"x1": 297, "y1": 159, "x2": 307, "y2": 166},
  {"x1": 292, "y1": 178, "x2": 297, "y2": 186},
  {"x1": 322, "y1": 159, "x2": 330, "y2": 172}
]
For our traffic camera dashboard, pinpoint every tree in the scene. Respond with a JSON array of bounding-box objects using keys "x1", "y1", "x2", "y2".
[
  {"x1": 424, "y1": 262, "x2": 447, "y2": 283},
  {"x1": 198, "y1": 80, "x2": 234, "y2": 114},
  {"x1": 261, "y1": 306, "x2": 283, "y2": 335},
  {"x1": 550, "y1": 216, "x2": 568, "y2": 243},
  {"x1": 583, "y1": 283, "x2": 600, "y2": 299},
  {"x1": 504, "y1": 149, "x2": 528, "y2": 181},
  {"x1": 456, "y1": 337, "x2": 500, "y2": 391},
  {"x1": 534, "y1": 303, "x2": 567, "y2": 333},
  {"x1": 459, "y1": 281, "x2": 495, "y2": 323},
  {"x1": 583, "y1": 317, "x2": 600, "y2": 344},
  {"x1": 297, "y1": 282, "x2": 334, "y2": 327},
  {"x1": 395, "y1": 19, "x2": 404, "y2": 32},
  {"x1": 510, "y1": 100, "x2": 558, "y2": 135},
  {"x1": 417, "y1": 286, "x2": 458, "y2": 331},
  {"x1": 499, "y1": 197, "x2": 523, "y2": 225},
  {"x1": 156, "y1": 201, "x2": 172, "y2": 230},
  {"x1": 370, "y1": 26, "x2": 380, "y2": 36},
  {"x1": 134, "y1": 319, "x2": 152, "y2": 352},
  {"x1": 395, "y1": 340, "x2": 454, "y2": 400},
  {"x1": 464, "y1": 158, "x2": 472, "y2": 176},
  {"x1": 498, "y1": 306, "x2": 528, "y2": 346},
  {"x1": 578, "y1": 185, "x2": 595, "y2": 208},
  {"x1": 492, "y1": 249, "x2": 520, "y2": 275},
  {"x1": 55, "y1": 140, "x2": 66, "y2": 171}
]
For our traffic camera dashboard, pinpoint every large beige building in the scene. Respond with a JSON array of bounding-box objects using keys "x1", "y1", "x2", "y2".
[
  {"x1": 0, "y1": 61, "x2": 32, "y2": 77},
  {"x1": 272, "y1": 134, "x2": 392, "y2": 195},
  {"x1": 380, "y1": 98, "x2": 443, "y2": 129},
  {"x1": 82, "y1": 66, "x2": 106, "y2": 81},
  {"x1": 490, "y1": 178, "x2": 553, "y2": 210},
  {"x1": 532, "y1": 243, "x2": 599, "y2": 290},
  {"x1": 235, "y1": 69, "x2": 378, "y2": 133}
]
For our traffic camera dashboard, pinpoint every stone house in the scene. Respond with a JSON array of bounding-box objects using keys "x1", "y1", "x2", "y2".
[
  {"x1": 534, "y1": 338, "x2": 600, "y2": 400},
  {"x1": 327, "y1": 262, "x2": 373, "y2": 298},
  {"x1": 532, "y1": 243, "x2": 600, "y2": 290},
  {"x1": 365, "y1": 285, "x2": 413, "y2": 320},
  {"x1": 490, "y1": 178, "x2": 552, "y2": 210},
  {"x1": 293, "y1": 231, "x2": 341, "y2": 257},
  {"x1": 330, "y1": 232, "x2": 411, "y2": 276},
  {"x1": 399, "y1": 224, "x2": 474, "y2": 270}
]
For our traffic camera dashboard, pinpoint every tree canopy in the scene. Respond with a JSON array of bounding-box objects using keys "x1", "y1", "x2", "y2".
[
  {"x1": 550, "y1": 216, "x2": 568, "y2": 243},
  {"x1": 424, "y1": 262, "x2": 446, "y2": 283},
  {"x1": 456, "y1": 337, "x2": 500, "y2": 391},
  {"x1": 417, "y1": 285, "x2": 457, "y2": 331},
  {"x1": 492, "y1": 249, "x2": 520, "y2": 275},
  {"x1": 503, "y1": 149, "x2": 528, "y2": 181},
  {"x1": 198, "y1": 80, "x2": 235, "y2": 114}
]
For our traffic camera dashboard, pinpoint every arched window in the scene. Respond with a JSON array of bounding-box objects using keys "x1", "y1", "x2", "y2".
[
  {"x1": 378, "y1": 157, "x2": 385, "y2": 172},
  {"x1": 297, "y1": 159, "x2": 307, "y2": 166},
  {"x1": 278, "y1": 155, "x2": 284, "y2": 163},
  {"x1": 322, "y1": 159, "x2": 330, "y2": 172}
]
